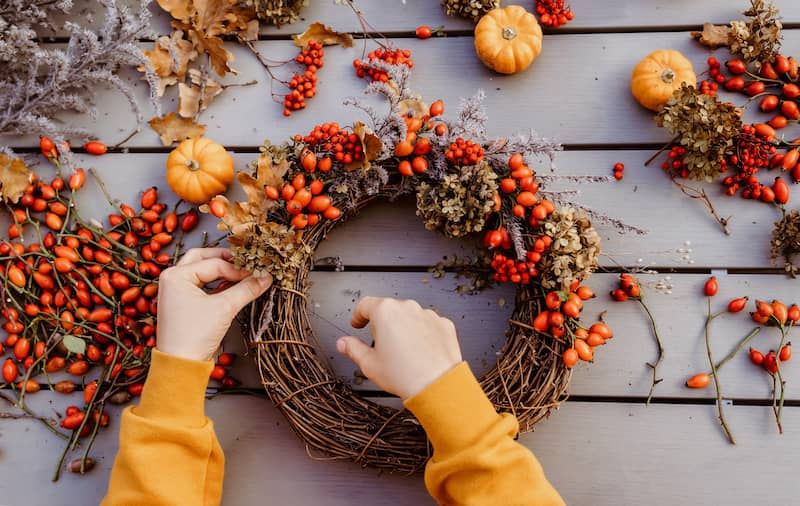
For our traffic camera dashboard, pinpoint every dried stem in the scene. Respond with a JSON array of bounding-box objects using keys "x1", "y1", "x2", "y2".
[
  {"x1": 705, "y1": 297, "x2": 735, "y2": 444},
  {"x1": 672, "y1": 178, "x2": 732, "y2": 235},
  {"x1": 712, "y1": 327, "x2": 761, "y2": 373},
  {"x1": 771, "y1": 321, "x2": 790, "y2": 434},
  {"x1": 638, "y1": 298, "x2": 664, "y2": 405},
  {"x1": 0, "y1": 392, "x2": 67, "y2": 439}
]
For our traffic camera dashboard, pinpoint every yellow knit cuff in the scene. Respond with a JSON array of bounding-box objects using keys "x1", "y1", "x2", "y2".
[
  {"x1": 403, "y1": 362, "x2": 508, "y2": 456},
  {"x1": 134, "y1": 349, "x2": 213, "y2": 427}
]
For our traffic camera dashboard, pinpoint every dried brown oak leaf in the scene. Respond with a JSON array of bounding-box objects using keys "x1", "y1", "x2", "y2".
[
  {"x1": 238, "y1": 155, "x2": 289, "y2": 214},
  {"x1": 178, "y1": 69, "x2": 223, "y2": 117},
  {"x1": 205, "y1": 155, "x2": 289, "y2": 235},
  {"x1": 0, "y1": 154, "x2": 34, "y2": 204},
  {"x1": 139, "y1": 31, "x2": 198, "y2": 96},
  {"x1": 346, "y1": 121, "x2": 383, "y2": 173},
  {"x1": 292, "y1": 22, "x2": 354, "y2": 49},
  {"x1": 157, "y1": 0, "x2": 193, "y2": 21},
  {"x1": 167, "y1": 0, "x2": 258, "y2": 77},
  {"x1": 149, "y1": 112, "x2": 207, "y2": 145},
  {"x1": 691, "y1": 23, "x2": 732, "y2": 49}
]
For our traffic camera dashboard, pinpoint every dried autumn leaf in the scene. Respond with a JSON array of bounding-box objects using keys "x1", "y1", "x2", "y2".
[
  {"x1": 0, "y1": 154, "x2": 34, "y2": 204},
  {"x1": 139, "y1": 31, "x2": 198, "y2": 96},
  {"x1": 149, "y1": 112, "x2": 207, "y2": 146},
  {"x1": 398, "y1": 97, "x2": 429, "y2": 118},
  {"x1": 292, "y1": 21, "x2": 354, "y2": 49},
  {"x1": 236, "y1": 156, "x2": 289, "y2": 215},
  {"x1": 346, "y1": 121, "x2": 383, "y2": 173},
  {"x1": 255, "y1": 154, "x2": 290, "y2": 188},
  {"x1": 691, "y1": 23, "x2": 732, "y2": 49},
  {"x1": 178, "y1": 74, "x2": 223, "y2": 117},
  {"x1": 157, "y1": 0, "x2": 194, "y2": 21}
]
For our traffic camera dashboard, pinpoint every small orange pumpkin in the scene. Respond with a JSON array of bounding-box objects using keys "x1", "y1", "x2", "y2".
[
  {"x1": 474, "y1": 6, "x2": 543, "y2": 75},
  {"x1": 631, "y1": 50, "x2": 697, "y2": 111},
  {"x1": 166, "y1": 137, "x2": 234, "y2": 204}
]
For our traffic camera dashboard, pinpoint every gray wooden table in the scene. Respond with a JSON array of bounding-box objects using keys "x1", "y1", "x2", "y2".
[{"x1": 2, "y1": 1, "x2": 800, "y2": 504}]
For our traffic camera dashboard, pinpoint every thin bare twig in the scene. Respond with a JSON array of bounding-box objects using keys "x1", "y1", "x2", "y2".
[
  {"x1": 705, "y1": 298, "x2": 735, "y2": 444},
  {"x1": 672, "y1": 178, "x2": 732, "y2": 235},
  {"x1": 638, "y1": 298, "x2": 664, "y2": 405}
]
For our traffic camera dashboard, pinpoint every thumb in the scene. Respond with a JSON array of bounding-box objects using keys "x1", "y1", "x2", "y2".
[
  {"x1": 218, "y1": 274, "x2": 273, "y2": 315},
  {"x1": 336, "y1": 336, "x2": 375, "y2": 373}
]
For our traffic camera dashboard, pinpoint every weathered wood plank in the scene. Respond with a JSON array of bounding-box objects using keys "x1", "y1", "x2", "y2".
[
  {"x1": 0, "y1": 393, "x2": 797, "y2": 505},
  {"x1": 9, "y1": 31, "x2": 800, "y2": 148},
  {"x1": 25, "y1": 151, "x2": 792, "y2": 270},
  {"x1": 46, "y1": 0, "x2": 800, "y2": 37}
]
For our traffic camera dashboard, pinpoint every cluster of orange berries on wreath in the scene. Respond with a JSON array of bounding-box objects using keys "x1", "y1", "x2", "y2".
[
  {"x1": 394, "y1": 100, "x2": 447, "y2": 177},
  {"x1": 283, "y1": 39, "x2": 324, "y2": 117},
  {"x1": 295, "y1": 122, "x2": 362, "y2": 167},
  {"x1": 498, "y1": 153, "x2": 555, "y2": 227},
  {"x1": 265, "y1": 172, "x2": 342, "y2": 230},
  {"x1": 353, "y1": 48, "x2": 413, "y2": 83},
  {"x1": 528, "y1": 282, "x2": 611, "y2": 369}
]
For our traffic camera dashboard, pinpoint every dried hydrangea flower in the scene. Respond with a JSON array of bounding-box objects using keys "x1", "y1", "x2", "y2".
[
  {"x1": 771, "y1": 210, "x2": 800, "y2": 276},
  {"x1": 416, "y1": 161, "x2": 498, "y2": 238},
  {"x1": 229, "y1": 222, "x2": 312, "y2": 288},
  {"x1": 441, "y1": 0, "x2": 500, "y2": 23},
  {"x1": 536, "y1": 207, "x2": 601, "y2": 291},
  {"x1": 729, "y1": 0, "x2": 782, "y2": 63},
  {"x1": 656, "y1": 84, "x2": 742, "y2": 182},
  {"x1": 245, "y1": 0, "x2": 307, "y2": 26}
]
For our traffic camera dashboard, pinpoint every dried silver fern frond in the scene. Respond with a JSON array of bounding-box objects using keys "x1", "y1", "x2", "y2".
[{"x1": 0, "y1": 0, "x2": 160, "y2": 160}]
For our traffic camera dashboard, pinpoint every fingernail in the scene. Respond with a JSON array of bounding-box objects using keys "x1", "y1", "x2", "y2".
[
  {"x1": 336, "y1": 338, "x2": 346, "y2": 354},
  {"x1": 258, "y1": 275, "x2": 272, "y2": 285}
]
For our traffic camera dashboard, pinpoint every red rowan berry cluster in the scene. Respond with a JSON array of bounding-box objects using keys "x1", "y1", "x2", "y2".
[
  {"x1": 295, "y1": 122, "x2": 363, "y2": 166},
  {"x1": 488, "y1": 234, "x2": 551, "y2": 285},
  {"x1": 535, "y1": 0, "x2": 574, "y2": 28},
  {"x1": 353, "y1": 48, "x2": 413, "y2": 82},
  {"x1": 283, "y1": 40, "x2": 324, "y2": 117},
  {"x1": 444, "y1": 137, "x2": 484, "y2": 166}
]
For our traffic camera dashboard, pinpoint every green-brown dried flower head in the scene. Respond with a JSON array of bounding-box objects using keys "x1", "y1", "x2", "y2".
[
  {"x1": 245, "y1": 0, "x2": 307, "y2": 26},
  {"x1": 229, "y1": 221, "x2": 312, "y2": 289},
  {"x1": 416, "y1": 161, "x2": 498, "y2": 238},
  {"x1": 536, "y1": 207, "x2": 601, "y2": 291},
  {"x1": 441, "y1": 0, "x2": 500, "y2": 23},
  {"x1": 656, "y1": 83, "x2": 742, "y2": 182},
  {"x1": 771, "y1": 210, "x2": 800, "y2": 276},
  {"x1": 730, "y1": 0, "x2": 782, "y2": 63}
]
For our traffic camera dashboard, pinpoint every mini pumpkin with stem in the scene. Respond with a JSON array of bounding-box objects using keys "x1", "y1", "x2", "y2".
[
  {"x1": 474, "y1": 5, "x2": 543, "y2": 75},
  {"x1": 631, "y1": 49, "x2": 697, "y2": 111},
  {"x1": 166, "y1": 137, "x2": 235, "y2": 204}
]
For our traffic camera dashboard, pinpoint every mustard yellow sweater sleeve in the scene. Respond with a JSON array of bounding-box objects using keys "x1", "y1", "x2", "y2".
[
  {"x1": 404, "y1": 362, "x2": 565, "y2": 506},
  {"x1": 101, "y1": 349, "x2": 224, "y2": 506}
]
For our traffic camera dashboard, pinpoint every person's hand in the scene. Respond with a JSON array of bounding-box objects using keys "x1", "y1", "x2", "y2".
[
  {"x1": 336, "y1": 297, "x2": 463, "y2": 400},
  {"x1": 156, "y1": 248, "x2": 273, "y2": 362}
]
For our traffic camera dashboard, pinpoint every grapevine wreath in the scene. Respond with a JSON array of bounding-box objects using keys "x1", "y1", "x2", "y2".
[{"x1": 204, "y1": 58, "x2": 621, "y2": 473}]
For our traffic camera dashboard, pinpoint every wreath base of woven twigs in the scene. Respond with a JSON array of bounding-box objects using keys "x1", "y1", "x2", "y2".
[{"x1": 240, "y1": 188, "x2": 570, "y2": 473}]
